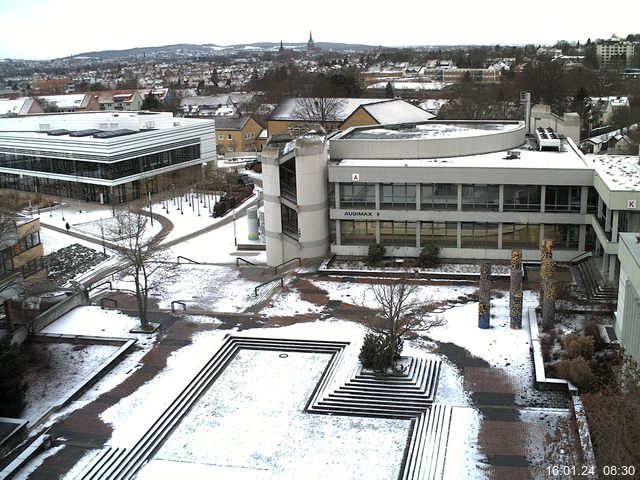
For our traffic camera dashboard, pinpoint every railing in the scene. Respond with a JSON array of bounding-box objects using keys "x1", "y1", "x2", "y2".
[
  {"x1": 88, "y1": 281, "x2": 112, "y2": 292},
  {"x1": 274, "y1": 257, "x2": 301, "y2": 275},
  {"x1": 254, "y1": 277, "x2": 284, "y2": 297},
  {"x1": 569, "y1": 251, "x2": 593, "y2": 265},
  {"x1": 171, "y1": 301, "x2": 186, "y2": 312},
  {"x1": 235, "y1": 257, "x2": 256, "y2": 266},
  {"x1": 177, "y1": 256, "x2": 201, "y2": 265}
]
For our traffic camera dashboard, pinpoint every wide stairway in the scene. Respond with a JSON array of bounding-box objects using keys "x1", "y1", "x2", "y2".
[{"x1": 574, "y1": 256, "x2": 618, "y2": 303}]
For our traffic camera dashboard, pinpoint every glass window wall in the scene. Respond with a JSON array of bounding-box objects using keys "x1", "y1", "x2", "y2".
[
  {"x1": 420, "y1": 221, "x2": 457, "y2": 247},
  {"x1": 503, "y1": 185, "x2": 541, "y2": 211},
  {"x1": 339, "y1": 183, "x2": 375, "y2": 208},
  {"x1": 421, "y1": 184, "x2": 457, "y2": 210},
  {"x1": 461, "y1": 185, "x2": 499, "y2": 211}
]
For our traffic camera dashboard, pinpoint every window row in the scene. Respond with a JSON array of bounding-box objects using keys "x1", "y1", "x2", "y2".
[
  {"x1": 337, "y1": 183, "x2": 597, "y2": 213},
  {"x1": 0, "y1": 144, "x2": 201, "y2": 181},
  {"x1": 336, "y1": 220, "x2": 581, "y2": 250}
]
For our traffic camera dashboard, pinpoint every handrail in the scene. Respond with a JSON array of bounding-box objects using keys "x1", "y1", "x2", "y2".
[
  {"x1": 254, "y1": 277, "x2": 284, "y2": 297},
  {"x1": 274, "y1": 257, "x2": 301, "y2": 275},
  {"x1": 171, "y1": 301, "x2": 187, "y2": 312},
  {"x1": 235, "y1": 257, "x2": 256, "y2": 266},
  {"x1": 88, "y1": 281, "x2": 112, "y2": 292},
  {"x1": 177, "y1": 256, "x2": 201, "y2": 265},
  {"x1": 569, "y1": 251, "x2": 593, "y2": 265}
]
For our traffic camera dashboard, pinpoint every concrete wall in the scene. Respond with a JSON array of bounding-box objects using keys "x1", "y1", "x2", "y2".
[
  {"x1": 330, "y1": 121, "x2": 526, "y2": 160},
  {"x1": 530, "y1": 105, "x2": 580, "y2": 145},
  {"x1": 262, "y1": 145, "x2": 285, "y2": 266},
  {"x1": 615, "y1": 233, "x2": 640, "y2": 362}
]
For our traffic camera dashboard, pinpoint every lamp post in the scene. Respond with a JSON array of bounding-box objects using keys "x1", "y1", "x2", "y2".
[
  {"x1": 232, "y1": 207, "x2": 237, "y2": 246},
  {"x1": 100, "y1": 218, "x2": 106, "y2": 258},
  {"x1": 148, "y1": 191, "x2": 154, "y2": 226}
]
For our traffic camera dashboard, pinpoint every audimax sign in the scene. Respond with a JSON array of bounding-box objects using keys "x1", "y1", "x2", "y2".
[{"x1": 343, "y1": 211, "x2": 380, "y2": 217}]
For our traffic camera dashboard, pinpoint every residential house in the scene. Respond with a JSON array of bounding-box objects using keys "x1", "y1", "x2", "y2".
[
  {"x1": 213, "y1": 116, "x2": 264, "y2": 155},
  {"x1": 37, "y1": 93, "x2": 100, "y2": 113},
  {"x1": 92, "y1": 90, "x2": 145, "y2": 111},
  {"x1": 0, "y1": 98, "x2": 44, "y2": 117},
  {"x1": 339, "y1": 99, "x2": 435, "y2": 130}
]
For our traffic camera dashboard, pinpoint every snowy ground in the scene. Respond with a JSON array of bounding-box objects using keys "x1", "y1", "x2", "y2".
[{"x1": 22, "y1": 341, "x2": 119, "y2": 426}]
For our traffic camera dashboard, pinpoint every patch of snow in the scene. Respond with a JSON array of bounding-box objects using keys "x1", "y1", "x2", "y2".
[
  {"x1": 41, "y1": 306, "x2": 142, "y2": 337},
  {"x1": 11, "y1": 444, "x2": 66, "y2": 480}
]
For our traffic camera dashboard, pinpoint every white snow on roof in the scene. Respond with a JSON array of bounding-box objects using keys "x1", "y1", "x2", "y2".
[
  {"x1": 366, "y1": 81, "x2": 449, "y2": 91},
  {"x1": 40, "y1": 94, "x2": 90, "y2": 109},
  {"x1": 269, "y1": 97, "x2": 392, "y2": 121},
  {"x1": 0, "y1": 97, "x2": 31, "y2": 115},
  {"x1": 361, "y1": 99, "x2": 435, "y2": 124},
  {"x1": 589, "y1": 154, "x2": 640, "y2": 191},
  {"x1": 336, "y1": 140, "x2": 589, "y2": 170},
  {"x1": 344, "y1": 121, "x2": 521, "y2": 140}
]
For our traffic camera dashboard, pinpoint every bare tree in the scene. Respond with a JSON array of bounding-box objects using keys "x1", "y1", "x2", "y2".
[
  {"x1": 361, "y1": 275, "x2": 446, "y2": 369},
  {"x1": 291, "y1": 97, "x2": 345, "y2": 130},
  {"x1": 108, "y1": 206, "x2": 164, "y2": 330}
]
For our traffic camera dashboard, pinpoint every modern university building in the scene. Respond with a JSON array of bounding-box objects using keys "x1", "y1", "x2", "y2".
[
  {"x1": 0, "y1": 111, "x2": 216, "y2": 204},
  {"x1": 262, "y1": 120, "x2": 640, "y2": 283},
  {"x1": 262, "y1": 119, "x2": 640, "y2": 360}
]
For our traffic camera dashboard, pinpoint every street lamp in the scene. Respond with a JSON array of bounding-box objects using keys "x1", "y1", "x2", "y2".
[{"x1": 100, "y1": 218, "x2": 106, "y2": 258}]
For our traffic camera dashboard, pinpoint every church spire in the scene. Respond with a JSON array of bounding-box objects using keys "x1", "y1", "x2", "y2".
[{"x1": 307, "y1": 31, "x2": 315, "y2": 51}]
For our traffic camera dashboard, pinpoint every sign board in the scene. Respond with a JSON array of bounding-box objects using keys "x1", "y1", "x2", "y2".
[
  {"x1": 343, "y1": 211, "x2": 380, "y2": 218},
  {"x1": 351, "y1": 173, "x2": 360, "y2": 182},
  {"x1": 628, "y1": 199, "x2": 637, "y2": 209}
]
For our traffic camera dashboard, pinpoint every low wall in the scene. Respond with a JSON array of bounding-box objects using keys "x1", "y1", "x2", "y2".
[{"x1": 33, "y1": 291, "x2": 89, "y2": 332}]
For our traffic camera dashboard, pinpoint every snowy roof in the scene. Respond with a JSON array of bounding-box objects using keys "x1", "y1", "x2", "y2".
[
  {"x1": 589, "y1": 154, "x2": 640, "y2": 191},
  {"x1": 366, "y1": 82, "x2": 449, "y2": 91},
  {"x1": 212, "y1": 115, "x2": 253, "y2": 131},
  {"x1": 268, "y1": 97, "x2": 391, "y2": 122},
  {"x1": 180, "y1": 95, "x2": 234, "y2": 107},
  {"x1": 40, "y1": 93, "x2": 93, "y2": 109},
  {"x1": 334, "y1": 138, "x2": 590, "y2": 171},
  {"x1": 0, "y1": 97, "x2": 34, "y2": 116},
  {"x1": 355, "y1": 100, "x2": 435, "y2": 124},
  {"x1": 92, "y1": 90, "x2": 141, "y2": 104},
  {"x1": 342, "y1": 121, "x2": 521, "y2": 140}
]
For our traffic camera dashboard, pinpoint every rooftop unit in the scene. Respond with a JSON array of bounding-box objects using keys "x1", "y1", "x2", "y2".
[{"x1": 535, "y1": 127, "x2": 561, "y2": 151}]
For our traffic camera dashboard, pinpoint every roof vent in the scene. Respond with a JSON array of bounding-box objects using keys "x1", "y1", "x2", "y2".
[
  {"x1": 535, "y1": 127, "x2": 561, "y2": 151},
  {"x1": 505, "y1": 150, "x2": 521, "y2": 159}
]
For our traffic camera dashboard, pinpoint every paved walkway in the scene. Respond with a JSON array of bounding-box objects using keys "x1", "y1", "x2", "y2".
[{"x1": 7, "y1": 271, "x2": 578, "y2": 479}]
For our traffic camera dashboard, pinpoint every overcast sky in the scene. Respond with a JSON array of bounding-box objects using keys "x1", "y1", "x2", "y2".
[{"x1": 0, "y1": 0, "x2": 637, "y2": 60}]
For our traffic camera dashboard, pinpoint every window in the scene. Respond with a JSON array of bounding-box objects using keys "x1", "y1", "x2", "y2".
[
  {"x1": 339, "y1": 183, "x2": 375, "y2": 208},
  {"x1": 460, "y1": 223, "x2": 499, "y2": 248},
  {"x1": 503, "y1": 185, "x2": 541, "y2": 211},
  {"x1": 227, "y1": 134, "x2": 233, "y2": 140},
  {"x1": 21, "y1": 257, "x2": 44, "y2": 278},
  {"x1": 227, "y1": 146, "x2": 234, "y2": 152},
  {"x1": 381, "y1": 184, "x2": 416, "y2": 209},
  {"x1": 421, "y1": 184, "x2": 457, "y2": 210},
  {"x1": 380, "y1": 221, "x2": 416, "y2": 246},
  {"x1": 461, "y1": 185, "x2": 499, "y2": 211},
  {"x1": 281, "y1": 204, "x2": 298, "y2": 239},
  {"x1": 218, "y1": 134, "x2": 224, "y2": 141},
  {"x1": 545, "y1": 186, "x2": 581, "y2": 212},
  {"x1": 587, "y1": 187, "x2": 598, "y2": 214},
  {"x1": 420, "y1": 221, "x2": 457, "y2": 247},
  {"x1": 279, "y1": 158, "x2": 296, "y2": 200},
  {"x1": 545, "y1": 225, "x2": 580, "y2": 250},
  {"x1": 19, "y1": 231, "x2": 40, "y2": 252},
  {"x1": 341, "y1": 220, "x2": 376, "y2": 245},
  {"x1": 502, "y1": 223, "x2": 540, "y2": 249},
  {"x1": 0, "y1": 248, "x2": 13, "y2": 274}
]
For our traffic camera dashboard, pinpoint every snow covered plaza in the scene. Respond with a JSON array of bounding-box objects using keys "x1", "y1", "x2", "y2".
[{"x1": 8, "y1": 204, "x2": 582, "y2": 480}]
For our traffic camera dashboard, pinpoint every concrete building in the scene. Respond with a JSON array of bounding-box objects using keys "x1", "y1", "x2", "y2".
[
  {"x1": 0, "y1": 111, "x2": 216, "y2": 204},
  {"x1": 212, "y1": 115, "x2": 264, "y2": 155},
  {"x1": 615, "y1": 233, "x2": 640, "y2": 362},
  {"x1": 262, "y1": 120, "x2": 640, "y2": 289},
  {"x1": 0, "y1": 215, "x2": 45, "y2": 301},
  {"x1": 596, "y1": 35, "x2": 637, "y2": 69}
]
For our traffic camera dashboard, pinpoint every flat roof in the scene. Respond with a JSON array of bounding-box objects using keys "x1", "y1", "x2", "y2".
[
  {"x1": 334, "y1": 138, "x2": 590, "y2": 171},
  {"x1": 589, "y1": 154, "x2": 640, "y2": 191},
  {"x1": 342, "y1": 121, "x2": 522, "y2": 140}
]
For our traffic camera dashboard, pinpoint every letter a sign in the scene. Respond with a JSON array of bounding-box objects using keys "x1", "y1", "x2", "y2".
[{"x1": 352, "y1": 173, "x2": 360, "y2": 182}]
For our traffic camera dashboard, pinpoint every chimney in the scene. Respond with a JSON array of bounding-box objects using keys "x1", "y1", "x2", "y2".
[{"x1": 520, "y1": 91, "x2": 531, "y2": 134}]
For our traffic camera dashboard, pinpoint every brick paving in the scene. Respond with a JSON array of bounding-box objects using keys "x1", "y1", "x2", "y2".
[{"x1": 11, "y1": 274, "x2": 579, "y2": 479}]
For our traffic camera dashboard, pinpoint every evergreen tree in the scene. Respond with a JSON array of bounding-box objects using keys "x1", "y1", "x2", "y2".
[
  {"x1": 0, "y1": 338, "x2": 27, "y2": 417},
  {"x1": 141, "y1": 92, "x2": 162, "y2": 111},
  {"x1": 385, "y1": 82, "x2": 396, "y2": 99}
]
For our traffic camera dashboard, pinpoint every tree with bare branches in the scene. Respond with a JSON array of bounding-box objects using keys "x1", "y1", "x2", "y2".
[
  {"x1": 360, "y1": 275, "x2": 446, "y2": 370},
  {"x1": 108, "y1": 206, "x2": 164, "y2": 330},
  {"x1": 291, "y1": 97, "x2": 345, "y2": 130}
]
